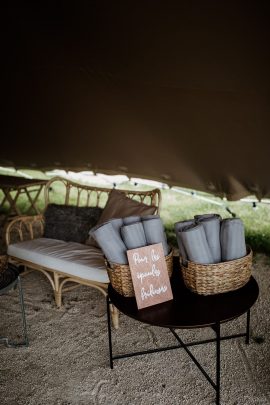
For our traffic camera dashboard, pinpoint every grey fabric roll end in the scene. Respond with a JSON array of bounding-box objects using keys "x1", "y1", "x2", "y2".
[
  {"x1": 180, "y1": 223, "x2": 215, "y2": 264},
  {"x1": 195, "y1": 214, "x2": 221, "y2": 263},
  {"x1": 141, "y1": 214, "x2": 160, "y2": 221},
  {"x1": 143, "y1": 217, "x2": 169, "y2": 256},
  {"x1": 109, "y1": 218, "x2": 124, "y2": 232},
  {"x1": 123, "y1": 216, "x2": 141, "y2": 225},
  {"x1": 220, "y1": 218, "x2": 247, "y2": 261},
  {"x1": 92, "y1": 222, "x2": 128, "y2": 264},
  {"x1": 194, "y1": 213, "x2": 221, "y2": 221},
  {"x1": 174, "y1": 220, "x2": 195, "y2": 261},
  {"x1": 121, "y1": 222, "x2": 147, "y2": 250}
]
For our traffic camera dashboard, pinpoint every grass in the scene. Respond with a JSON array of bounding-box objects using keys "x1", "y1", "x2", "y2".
[{"x1": 1, "y1": 169, "x2": 270, "y2": 254}]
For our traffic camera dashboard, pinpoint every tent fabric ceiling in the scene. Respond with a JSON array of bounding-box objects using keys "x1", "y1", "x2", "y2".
[{"x1": 1, "y1": 2, "x2": 270, "y2": 200}]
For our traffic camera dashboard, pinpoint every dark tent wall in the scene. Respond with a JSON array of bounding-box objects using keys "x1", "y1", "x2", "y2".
[{"x1": 1, "y1": 2, "x2": 270, "y2": 200}]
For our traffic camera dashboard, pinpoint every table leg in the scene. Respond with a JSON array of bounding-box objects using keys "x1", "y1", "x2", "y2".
[
  {"x1": 216, "y1": 321, "x2": 221, "y2": 405},
  {"x1": 246, "y1": 309, "x2": 250, "y2": 345},
  {"x1": 0, "y1": 277, "x2": 29, "y2": 348},
  {"x1": 0, "y1": 194, "x2": 8, "y2": 211},
  {"x1": 3, "y1": 189, "x2": 21, "y2": 216},
  {"x1": 18, "y1": 276, "x2": 29, "y2": 347},
  {"x1": 106, "y1": 295, "x2": 114, "y2": 369}
]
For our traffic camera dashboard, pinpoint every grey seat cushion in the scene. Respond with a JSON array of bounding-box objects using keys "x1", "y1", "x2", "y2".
[
  {"x1": 8, "y1": 238, "x2": 109, "y2": 283},
  {"x1": 44, "y1": 204, "x2": 103, "y2": 243}
]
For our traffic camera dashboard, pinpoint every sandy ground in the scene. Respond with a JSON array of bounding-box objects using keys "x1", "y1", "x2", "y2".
[{"x1": 0, "y1": 251, "x2": 269, "y2": 405}]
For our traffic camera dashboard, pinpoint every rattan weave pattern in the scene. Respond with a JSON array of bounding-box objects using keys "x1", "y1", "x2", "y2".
[
  {"x1": 107, "y1": 249, "x2": 173, "y2": 297},
  {"x1": 180, "y1": 247, "x2": 252, "y2": 295}
]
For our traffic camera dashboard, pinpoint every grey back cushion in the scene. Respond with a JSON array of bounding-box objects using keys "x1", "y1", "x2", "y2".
[{"x1": 44, "y1": 204, "x2": 103, "y2": 243}]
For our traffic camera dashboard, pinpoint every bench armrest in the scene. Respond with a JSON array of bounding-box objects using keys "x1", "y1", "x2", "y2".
[{"x1": 5, "y1": 214, "x2": 45, "y2": 246}]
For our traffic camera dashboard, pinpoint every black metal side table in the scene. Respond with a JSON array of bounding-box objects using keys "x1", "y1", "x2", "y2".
[
  {"x1": 0, "y1": 273, "x2": 29, "y2": 348},
  {"x1": 106, "y1": 263, "x2": 259, "y2": 405}
]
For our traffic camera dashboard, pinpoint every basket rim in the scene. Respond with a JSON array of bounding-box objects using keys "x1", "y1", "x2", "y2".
[
  {"x1": 106, "y1": 247, "x2": 173, "y2": 268},
  {"x1": 181, "y1": 245, "x2": 252, "y2": 269}
]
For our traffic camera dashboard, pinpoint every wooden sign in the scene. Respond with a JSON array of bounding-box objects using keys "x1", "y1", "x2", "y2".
[{"x1": 127, "y1": 243, "x2": 173, "y2": 310}]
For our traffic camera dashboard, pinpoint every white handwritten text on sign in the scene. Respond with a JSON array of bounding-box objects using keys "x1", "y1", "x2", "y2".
[{"x1": 127, "y1": 243, "x2": 173, "y2": 309}]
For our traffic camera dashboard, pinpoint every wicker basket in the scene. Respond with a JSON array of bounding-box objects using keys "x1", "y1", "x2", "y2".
[
  {"x1": 180, "y1": 247, "x2": 253, "y2": 295},
  {"x1": 107, "y1": 249, "x2": 173, "y2": 297}
]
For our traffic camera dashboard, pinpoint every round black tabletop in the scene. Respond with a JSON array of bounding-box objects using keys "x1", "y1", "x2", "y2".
[{"x1": 108, "y1": 259, "x2": 259, "y2": 329}]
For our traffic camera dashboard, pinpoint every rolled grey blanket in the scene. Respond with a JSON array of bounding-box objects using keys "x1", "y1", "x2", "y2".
[
  {"x1": 89, "y1": 217, "x2": 123, "y2": 238},
  {"x1": 195, "y1": 214, "x2": 221, "y2": 263},
  {"x1": 180, "y1": 223, "x2": 215, "y2": 264},
  {"x1": 142, "y1": 217, "x2": 169, "y2": 256},
  {"x1": 108, "y1": 218, "x2": 124, "y2": 234},
  {"x1": 123, "y1": 216, "x2": 141, "y2": 225},
  {"x1": 92, "y1": 222, "x2": 128, "y2": 264},
  {"x1": 121, "y1": 222, "x2": 147, "y2": 250},
  {"x1": 174, "y1": 219, "x2": 195, "y2": 261},
  {"x1": 220, "y1": 218, "x2": 247, "y2": 261}
]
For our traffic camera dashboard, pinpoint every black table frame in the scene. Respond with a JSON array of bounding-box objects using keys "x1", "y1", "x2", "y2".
[
  {"x1": 107, "y1": 296, "x2": 251, "y2": 405},
  {"x1": 0, "y1": 276, "x2": 29, "y2": 348}
]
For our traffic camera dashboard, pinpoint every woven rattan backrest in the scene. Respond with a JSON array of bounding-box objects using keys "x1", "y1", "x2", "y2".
[{"x1": 44, "y1": 176, "x2": 161, "y2": 214}]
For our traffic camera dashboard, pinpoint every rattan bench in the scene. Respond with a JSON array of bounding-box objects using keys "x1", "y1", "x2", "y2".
[{"x1": 5, "y1": 176, "x2": 161, "y2": 328}]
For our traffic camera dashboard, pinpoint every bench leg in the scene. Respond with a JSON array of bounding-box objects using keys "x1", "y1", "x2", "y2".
[
  {"x1": 53, "y1": 274, "x2": 119, "y2": 328},
  {"x1": 53, "y1": 273, "x2": 62, "y2": 308},
  {"x1": 54, "y1": 290, "x2": 62, "y2": 308}
]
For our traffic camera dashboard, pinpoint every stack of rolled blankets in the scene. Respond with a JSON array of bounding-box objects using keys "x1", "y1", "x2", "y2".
[
  {"x1": 91, "y1": 215, "x2": 169, "y2": 265},
  {"x1": 174, "y1": 214, "x2": 247, "y2": 265}
]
